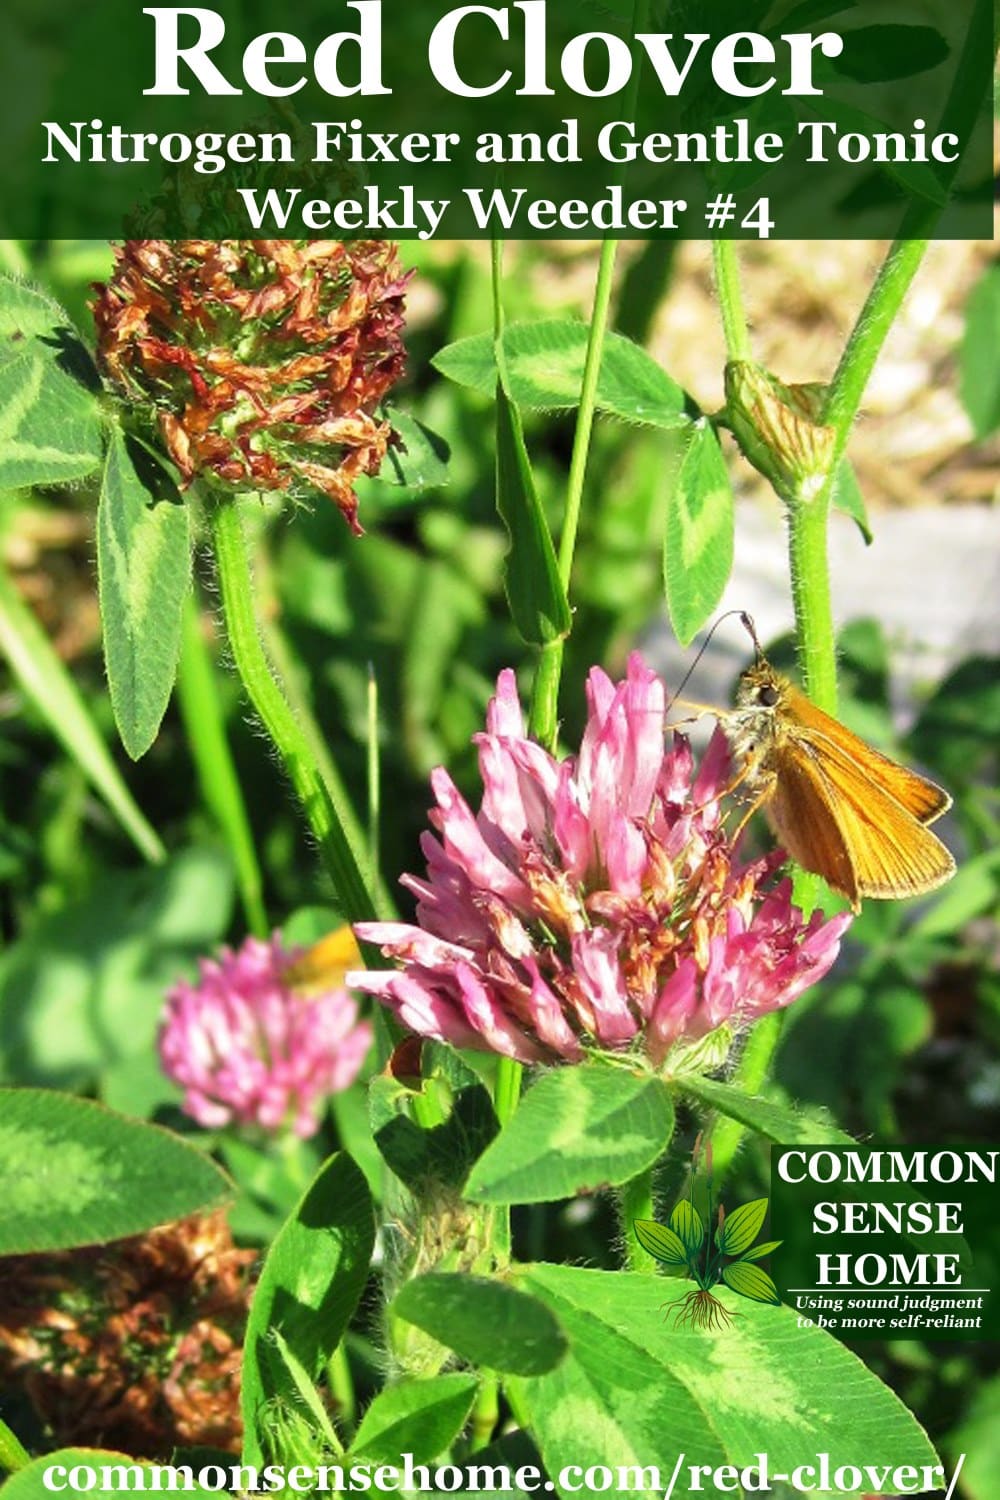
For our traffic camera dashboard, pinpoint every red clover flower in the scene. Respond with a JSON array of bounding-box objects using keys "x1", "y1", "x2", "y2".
[
  {"x1": 352, "y1": 655, "x2": 851, "y2": 1068},
  {"x1": 159, "y1": 931, "x2": 372, "y2": 1138}
]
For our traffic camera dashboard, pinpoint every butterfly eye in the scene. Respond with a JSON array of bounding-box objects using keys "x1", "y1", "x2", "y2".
[{"x1": 758, "y1": 684, "x2": 780, "y2": 707}]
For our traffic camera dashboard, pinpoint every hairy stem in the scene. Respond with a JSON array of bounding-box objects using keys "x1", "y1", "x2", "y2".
[
  {"x1": 822, "y1": 240, "x2": 930, "y2": 465},
  {"x1": 177, "y1": 592, "x2": 269, "y2": 938},
  {"x1": 706, "y1": 1013, "x2": 782, "y2": 1187},
  {"x1": 712, "y1": 241, "x2": 752, "y2": 363},
  {"x1": 209, "y1": 496, "x2": 383, "y2": 925},
  {"x1": 488, "y1": 238, "x2": 527, "y2": 1151},
  {"x1": 792, "y1": 237, "x2": 931, "y2": 720},
  {"x1": 327, "y1": 1341, "x2": 355, "y2": 1440},
  {"x1": 618, "y1": 1166, "x2": 658, "y2": 1273},
  {"x1": 787, "y1": 482, "x2": 839, "y2": 717},
  {"x1": 469, "y1": 1374, "x2": 500, "y2": 1452}
]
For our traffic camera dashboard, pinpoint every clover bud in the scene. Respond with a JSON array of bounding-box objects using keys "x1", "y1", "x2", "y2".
[{"x1": 725, "y1": 360, "x2": 836, "y2": 504}]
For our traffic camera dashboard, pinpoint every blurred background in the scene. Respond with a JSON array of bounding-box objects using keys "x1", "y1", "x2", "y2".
[{"x1": 0, "y1": 238, "x2": 997, "y2": 1493}]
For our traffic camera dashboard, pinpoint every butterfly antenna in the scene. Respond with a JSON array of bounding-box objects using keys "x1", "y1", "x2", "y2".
[
  {"x1": 668, "y1": 609, "x2": 755, "y2": 711},
  {"x1": 739, "y1": 610, "x2": 763, "y2": 662}
]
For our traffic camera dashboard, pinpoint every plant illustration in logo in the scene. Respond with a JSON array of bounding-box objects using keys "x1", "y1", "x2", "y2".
[{"x1": 634, "y1": 1143, "x2": 782, "y2": 1331}]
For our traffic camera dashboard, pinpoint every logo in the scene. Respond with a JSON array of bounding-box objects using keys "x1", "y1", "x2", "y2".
[{"x1": 634, "y1": 1141, "x2": 782, "y2": 1331}]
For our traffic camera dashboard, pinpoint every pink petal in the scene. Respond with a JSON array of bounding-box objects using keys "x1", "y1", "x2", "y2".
[
  {"x1": 570, "y1": 929, "x2": 637, "y2": 1046},
  {"x1": 486, "y1": 668, "x2": 525, "y2": 737},
  {"x1": 521, "y1": 960, "x2": 585, "y2": 1060},
  {"x1": 452, "y1": 962, "x2": 548, "y2": 1063},
  {"x1": 647, "y1": 959, "x2": 699, "y2": 1063},
  {"x1": 353, "y1": 921, "x2": 474, "y2": 969},
  {"x1": 430, "y1": 767, "x2": 531, "y2": 906}
]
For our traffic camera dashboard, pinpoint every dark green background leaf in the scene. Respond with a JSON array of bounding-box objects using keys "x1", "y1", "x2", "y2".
[
  {"x1": 0, "y1": 847, "x2": 233, "y2": 1099},
  {"x1": 369, "y1": 1061, "x2": 498, "y2": 1194},
  {"x1": 381, "y1": 409, "x2": 451, "y2": 489},
  {"x1": 835, "y1": 25, "x2": 948, "y2": 82},
  {"x1": 0, "y1": 1088, "x2": 231, "y2": 1253}
]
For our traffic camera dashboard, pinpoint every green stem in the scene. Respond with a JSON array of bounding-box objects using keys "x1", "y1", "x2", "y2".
[
  {"x1": 492, "y1": 1051, "x2": 520, "y2": 1253},
  {"x1": 557, "y1": 239, "x2": 619, "y2": 592},
  {"x1": 469, "y1": 1373, "x2": 500, "y2": 1452},
  {"x1": 488, "y1": 240, "x2": 527, "y2": 1150},
  {"x1": 528, "y1": 237, "x2": 619, "y2": 747},
  {"x1": 787, "y1": 480, "x2": 839, "y2": 718},
  {"x1": 706, "y1": 1012, "x2": 782, "y2": 1187},
  {"x1": 782, "y1": 536, "x2": 829, "y2": 995},
  {"x1": 327, "y1": 1341, "x2": 356, "y2": 1437},
  {"x1": 209, "y1": 496, "x2": 381, "y2": 925},
  {"x1": 527, "y1": 0, "x2": 647, "y2": 739},
  {"x1": 0, "y1": 1416, "x2": 30, "y2": 1475},
  {"x1": 367, "y1": 663, "x2": 381, "y2": 868},
  {"x1": 258, "y1": 604, "x2": 396, "y2": 922},
  {"x1": 792, "y1": 237, "x2": 931, "y2": 722},
  {"x1": 618, "y1": 1167, "x2": 658, "y2": 1273},
  {"x1": 490, "y1": 235, "x2": 505, "y2": 339},
  {"x1": 711, "y1": 242, "x2": 752, "y2": 363},
  {"x1": 821, "y1": 240, "x2": 930, "y2": 466},
  {"x1": 176, "y1": 592, "x2": 268, "y2": 938},
  {"x1": 494, "y1": 1054, "x2": 523, "y2": 1128}
]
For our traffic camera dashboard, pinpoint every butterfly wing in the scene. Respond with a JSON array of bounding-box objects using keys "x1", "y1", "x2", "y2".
[
  {"x1": 776, "y1": 731, "x2": 956, "y2": 905},
  {"x1": 760, "y1": 747, "x2": 860, "y2": 908},
  {"x1": 782, "y1": 683, "x2": 951, "y2": 825}
]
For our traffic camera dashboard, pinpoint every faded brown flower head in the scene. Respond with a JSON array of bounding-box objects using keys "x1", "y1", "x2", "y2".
[
  {"x1": 92, "y1": 240, "x2": 410, "y2": 534},
  {"x1": 0, "y1": 1212, "x2": 255, "y2": 1458}
]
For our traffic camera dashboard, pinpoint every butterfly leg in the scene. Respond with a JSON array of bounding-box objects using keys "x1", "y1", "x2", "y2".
[
  {"x1": 690, "y1": 754, "x2": 758, "y2": 819},
  {"x1": 728, "y1": 772, "x2": 778, "y2": 846}
]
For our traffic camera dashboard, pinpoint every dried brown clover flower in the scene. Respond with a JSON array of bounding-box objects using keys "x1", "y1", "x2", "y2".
[
  {"x1": 92, "y1": 240, "x2": 410, "y2": 534},
  {"x1": 0, "y1": 1212, "x2": 255, "y2": 1457}
]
